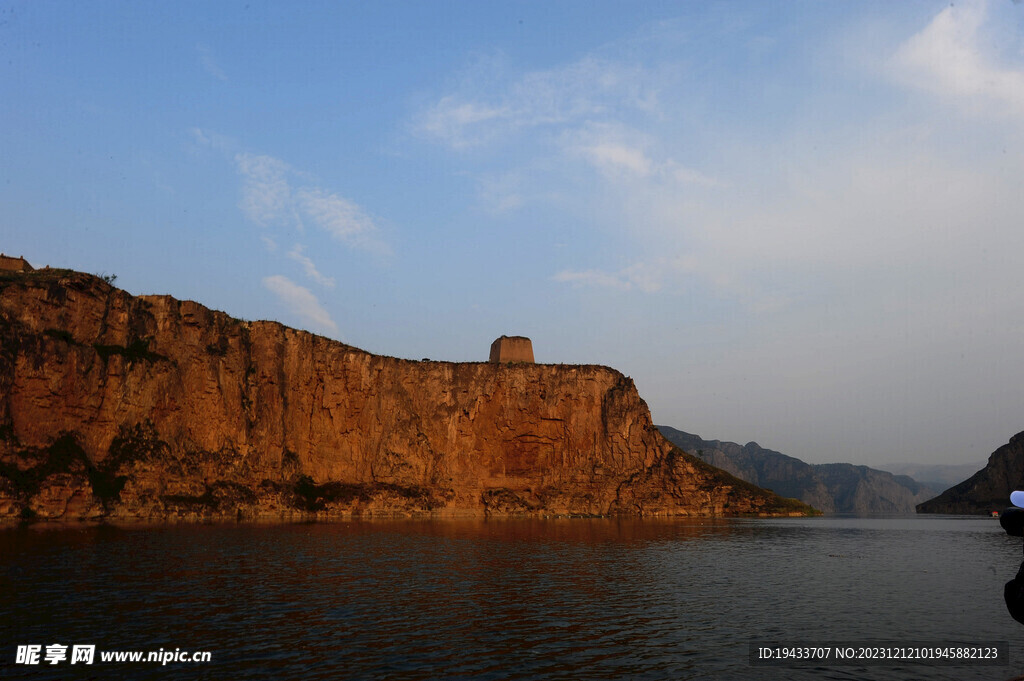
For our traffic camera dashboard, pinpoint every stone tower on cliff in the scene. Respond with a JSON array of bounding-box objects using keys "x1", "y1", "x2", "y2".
[
  {"x1": 0, "y1": 254, "x2": 33, "y2": 272},
  {"x1": 489, "y1": 336, "x2": 534, "y2": 364}
]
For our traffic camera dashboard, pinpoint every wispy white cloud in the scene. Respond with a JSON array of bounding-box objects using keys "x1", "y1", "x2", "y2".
[
  {"x1": 579, "y1": 140, "x2": 654, "y2": 177},
  {"x1": 553, "y1": 265, "x2": 661, "y2": 293},
  {"x1": 197, "y1": 44, "x2": 228, "y2": 82},
  {"x1": 189, "y1": 127, "x2": 235, "y2": 154},
  {"x1": 552, "y1": 255, "x2": 790, "y2": 314},
  {"x1": 288, "y1": 244, "x2": 335, "y2": 288},
  {"x1": 419, "y1": 99, "x2": 509, "y2": 149},
  {"x1": 553, "y1": 256, "x2": 701, "y2": 295},
  {"x1": 476, "y1": 172, "x2": 524, "y2": 213},
  {"x1": 418, "y1": 0, "x2": 1024, "y2": 341},
  {"x1": 541, "y1": 2, "x2": 1024, "y2": 320},
  {"x1": 262, "y1": 275, "x2": 338, "y2": 335},
  {"x1": 295, "y1": 188, "x2": 390, "y2": 255},
  {"x1": 231, "y1": 151, "x2": 389, "y2": 254},
  {"x1": 236, "y1": 153, "x2": 295, "y2": 227},
  {"x1": 892, "y1": 0, "x2": 1024, "y2": 115},
  {"x1": 552, "y1": 128, "x2": 1023, "y2": 316},
  {"x1": 566, "y1": 122, "x2": 722, "y2": 187},
  {"x1": 416, "y1": 55, "x2": 657, "y2": 148}
]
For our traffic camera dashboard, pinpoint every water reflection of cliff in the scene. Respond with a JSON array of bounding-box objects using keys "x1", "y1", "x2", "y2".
[{"x1": 336, "y1": 517, "x2": 743, "y2": 544}]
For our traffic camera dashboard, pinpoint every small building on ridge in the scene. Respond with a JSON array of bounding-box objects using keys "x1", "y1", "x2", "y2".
[
  {"x1": 489, "y1": 336, "x2": 534, "y2": 364},
  {"x1": 0, "y1": 254, "x2": 33, "y2": 272}
]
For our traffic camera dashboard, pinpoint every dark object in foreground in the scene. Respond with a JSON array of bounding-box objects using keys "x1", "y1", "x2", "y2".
[
  {"x1": 1005, "y1": 562, "x2": 1024, "y2": 626},
  {"x1": 1000, "y1": 507, "x2": 1024, "y2": 537},
  {"x1": 1002, "y1": 507, "x2": 1024, "y2": 624}
]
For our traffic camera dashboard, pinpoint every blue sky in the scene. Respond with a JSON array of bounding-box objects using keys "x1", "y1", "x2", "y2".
[{"x1": 3, "y1": 0, "x2": 1024, "y2": 467}]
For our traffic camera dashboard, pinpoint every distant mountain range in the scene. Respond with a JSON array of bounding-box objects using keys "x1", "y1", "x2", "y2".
[
  {"x1": 657, "y1": 426, "x2": 938, "y2": 514},
  {"x1": 917, "y1": 431, "x2": 1024, "y2": 514},
  {"x1": 871, "y1": 462, "x2": 984, "y2": 495}
]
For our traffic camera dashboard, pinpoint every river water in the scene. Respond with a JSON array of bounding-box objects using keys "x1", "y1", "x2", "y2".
[{"x1": 1, "y1": 515, "x2": 1022, "y2": 680}]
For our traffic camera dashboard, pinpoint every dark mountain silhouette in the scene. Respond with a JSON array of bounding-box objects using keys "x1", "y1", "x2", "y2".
[{"x1": 917, "y1": 432, "x2": 1024, "y2": 514}]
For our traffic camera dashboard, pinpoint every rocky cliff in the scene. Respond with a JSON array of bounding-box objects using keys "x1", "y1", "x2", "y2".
[
  {"x1": 917, "y1": 432, "x2": 1024, "y2": 514},
  {"x1": 0, "y1": 269, "x2": 813, "y2": 521},
  {"x1": 658, "y1": 426, "x2": 937, "y2": 514}
]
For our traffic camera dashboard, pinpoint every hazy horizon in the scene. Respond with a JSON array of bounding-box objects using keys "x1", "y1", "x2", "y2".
[{"x1": 4, "y1": 0, "x2": 1023, "y2": 468}]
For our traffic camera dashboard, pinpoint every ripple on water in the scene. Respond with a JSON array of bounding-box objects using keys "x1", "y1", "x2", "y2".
[{"x1": 0, "y1": 517, "x2": 1018, "y2": 680}]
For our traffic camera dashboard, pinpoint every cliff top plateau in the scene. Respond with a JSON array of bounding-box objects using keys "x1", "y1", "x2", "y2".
[{"x1": 0, "y1": 267, "x2": 815, "y2": 521}]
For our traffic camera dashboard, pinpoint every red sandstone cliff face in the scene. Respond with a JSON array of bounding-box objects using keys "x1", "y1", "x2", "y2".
[{"x1": 0, "y1": 269, "x2": 812, "y2": 520}]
